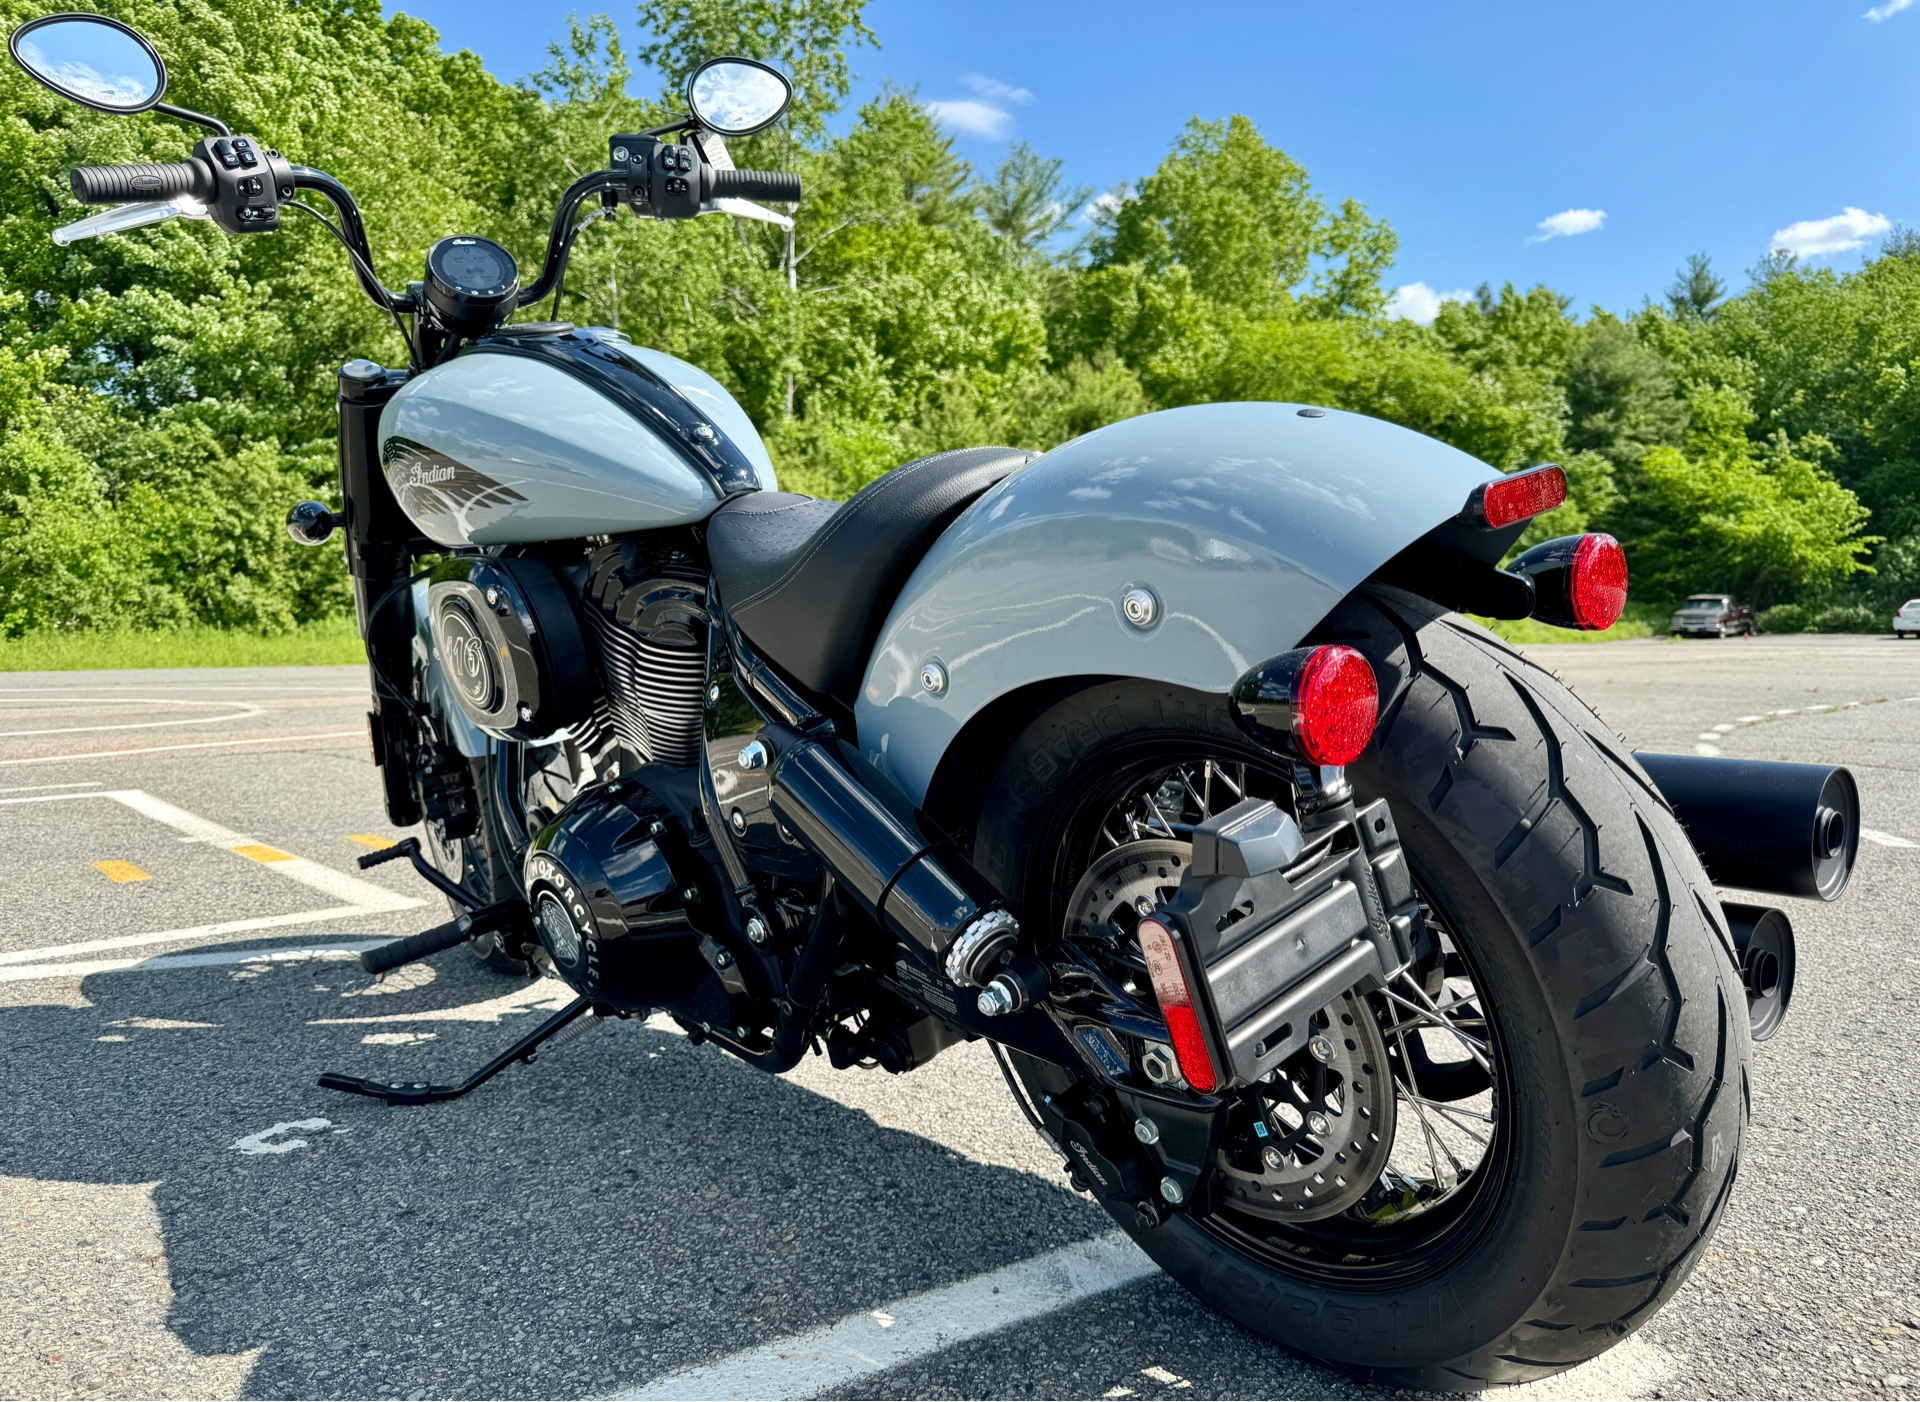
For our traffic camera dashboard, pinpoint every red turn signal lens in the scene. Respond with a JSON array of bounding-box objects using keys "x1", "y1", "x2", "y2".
[
  {"x1": 1135, "y1": 916, "x2": 1217, "y2": 1092},
  {"x1": 1570, "y1": 533, "x2": 1628, "y2": 630},
  {"x1": 1232, "y1": 645, "x2": 1378, "y2": 768},
  {"x1": 1507, "y1": 532, "x2": 1629, "y2": 631},
  {"x1": 1471, "y1": 464, "x2": 1567, "y2": 529},
  {"x1": 1293, "y1": 646, "x2": 1378, "y2": 766}
]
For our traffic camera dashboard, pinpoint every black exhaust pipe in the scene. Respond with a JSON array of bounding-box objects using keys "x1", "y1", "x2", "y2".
[
  {"x1": 1633, "y1": 753, "x2": 1859, "y2": 902},
  {"x1": 767, "y1": 736, "x2": 1020, "y2": 986},
  {"x1": 1724, "y1": 903, "x2": 1795, "y2": 1040}
]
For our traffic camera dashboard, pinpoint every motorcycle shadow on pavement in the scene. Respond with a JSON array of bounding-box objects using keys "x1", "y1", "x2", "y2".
[{"x1": 2, "y1": 943, "x2": 1182, "y2": 1401}]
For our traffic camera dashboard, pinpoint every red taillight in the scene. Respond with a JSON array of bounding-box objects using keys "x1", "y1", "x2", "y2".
[
  {"x1": 1570, "y1": 533, "x2": 1628, "y2": 630},
  {"x1": 1473, "y1": 464, "x2": 1567, "y2": 529},
  {"x1": 1293, "y1": 646, "x2": 1378, "y2": 767},
  {"x1": 1136, "y1": 916, "x2": 1217, "y2": 1092}
]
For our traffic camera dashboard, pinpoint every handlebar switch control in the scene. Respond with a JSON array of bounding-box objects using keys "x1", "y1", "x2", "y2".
[
  {"x1": 609, "y1": 135, "x2": 704, "y2": 221},
  {"x1": 190, "y1": 133, "x2": 290, "y2": 235}
]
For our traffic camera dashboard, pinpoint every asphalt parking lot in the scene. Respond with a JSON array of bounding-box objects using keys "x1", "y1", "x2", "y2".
[{"x1": 2, "y1": 634, "x2": 1917, "y2": 1401}]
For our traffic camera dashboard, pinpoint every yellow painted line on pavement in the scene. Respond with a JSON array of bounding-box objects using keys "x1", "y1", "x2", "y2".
[
  {"x1": 344, "y1": 834, "x2": 395, "y2": 850},
  {"x1": 92, "y1": 859, "x2": 152, "y2": 883},
  {"x1": 231, "y1": 843, "x2": 294, "y2": 863}
]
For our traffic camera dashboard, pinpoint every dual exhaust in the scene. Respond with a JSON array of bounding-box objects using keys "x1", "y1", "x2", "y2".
[{"x1": 1631, "y1": 752, "x2": 1856, "y2": 1042}]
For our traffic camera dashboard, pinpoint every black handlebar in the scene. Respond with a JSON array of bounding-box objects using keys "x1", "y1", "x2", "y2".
[
  {"x1": 70, "y1": 159, "x2": 213, "y2": 205},
  {"x1": 705, "y1": 167, "x2": 802, "y2": 204}
]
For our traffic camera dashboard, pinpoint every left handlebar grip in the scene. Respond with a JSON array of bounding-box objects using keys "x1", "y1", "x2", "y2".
[{"x1": 69, "y1": 160, "x2": 213, "y2": 206}]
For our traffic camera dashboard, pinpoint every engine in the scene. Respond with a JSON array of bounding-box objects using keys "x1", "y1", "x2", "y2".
[{"x1": 575, "y1": 539, "x2": 709, "y2": 768}]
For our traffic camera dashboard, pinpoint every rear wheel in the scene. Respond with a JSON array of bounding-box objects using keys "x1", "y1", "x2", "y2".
[{"x1": 973, "y1": 587, "x2": 1751, "y2": 1388}]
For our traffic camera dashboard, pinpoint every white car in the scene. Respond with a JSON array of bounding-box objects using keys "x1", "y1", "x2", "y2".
[{"x1": 1895, "y1": 599, "x2": 1920, "y2": 638}]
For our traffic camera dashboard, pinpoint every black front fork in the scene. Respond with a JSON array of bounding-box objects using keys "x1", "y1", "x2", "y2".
[{"x1": 337, "y1": 360, "x2": 420, "y2": 827}]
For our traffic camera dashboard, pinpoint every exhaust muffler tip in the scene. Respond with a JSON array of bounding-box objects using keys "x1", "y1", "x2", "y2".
[{"x1": 1724, "y1": 902, "x2": 1796, "y2": 1041}]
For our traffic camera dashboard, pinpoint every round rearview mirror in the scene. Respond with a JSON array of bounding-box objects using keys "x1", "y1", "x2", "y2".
[
  {"x1": 686, "y1": 57, "x2": 792, "y2": 137},
  {"x1": 9, "y1": 13, "x2": 166, "y2": 114}
]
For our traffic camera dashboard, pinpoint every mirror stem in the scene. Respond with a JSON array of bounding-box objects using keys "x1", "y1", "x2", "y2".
[{"x1": 153, "y1": 101, "x2": 230, "y2": 137}]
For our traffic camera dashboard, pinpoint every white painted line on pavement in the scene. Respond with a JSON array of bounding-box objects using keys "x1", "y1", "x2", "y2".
[
  {"x1": 1863, "y1": 828, "x2": 1917, "y2": 849},
  {"x1": 2, "y1": 788, "x2": 422, "y2": 912},
  {"x1": 609, "y1": 1231, "x2": 1160, "y2": 1402},
  {"x1": 0, "y1": 698, "x2": 262, "y2": 738},
  {"x1": 0, "y1": 780, "x2": 103, "y2": 794},
  {"x1": 0, "y1": 906, "x2": 402, "y2": 967},
  {"x1": 0, "y1": 729, "x2": 362, "y2": 765},
  {"x1": 0, "y1": 941, "x2": 385, "y2": 983}
]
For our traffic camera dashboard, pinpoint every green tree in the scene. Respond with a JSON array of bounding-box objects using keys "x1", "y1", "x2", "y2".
[{"x1": 974, "y1": 142, "x2": 1091, "y2": 254}]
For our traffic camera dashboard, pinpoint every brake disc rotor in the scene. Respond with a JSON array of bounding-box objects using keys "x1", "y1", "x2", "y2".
[
  {"x1": 1062, "y1": 838, "x2": 1191, "y2": 940},
  {"x1": 1213, "y1": 991, "x2": 1395, "y2": 1221}
]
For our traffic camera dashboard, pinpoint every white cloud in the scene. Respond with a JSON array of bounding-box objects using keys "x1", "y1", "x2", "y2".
[
  {"x1": 923, "y1": 99, "x2": 1015, "y2": 139},
  {"x1": 1865, "y1": 0, "x2": 1913, "y2": 20},
  {"x1": 1385, "y1": 282, "x2": 1474, "y2": 324},
  {"x1": 1771, "y1": 206, "x2": 1893, "y2": 258},
  {"x1": 960, "y1": 73, "x2": 1034, "y2": 105},
  {"x1": 1080, "y1": 189, "x2": 1127, "y2": 225},
  {"x1": 1529, "y1": 208, "x2": 1606, "y2": 242}
]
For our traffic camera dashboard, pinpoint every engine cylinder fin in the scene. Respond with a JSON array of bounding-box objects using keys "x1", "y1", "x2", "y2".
[{"x1": 582, "y1": 578, "x2": 707, "y2": 768}]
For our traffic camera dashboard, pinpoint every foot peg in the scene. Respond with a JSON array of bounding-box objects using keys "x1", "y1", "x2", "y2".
[
  {"x1": 318, "y1": 996, "x2": 595, "y2": 1105},
  {"x1": 359, "y1": 899, "x2": 528, "y2": 974},
  {"x1": 354, "y1": 837, "x2": 529, "y2": 974}
]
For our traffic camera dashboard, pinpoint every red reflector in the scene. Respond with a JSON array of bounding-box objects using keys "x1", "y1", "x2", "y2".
[
  {"x1": 1478, "y1": 464, "x2": 1567, "y2": 528},
  {"x1": 1570, "y1": 533, "x2": 1628, "y2": 630},
  {"x1": 1136, "y1": 916, "x2": 1217, "y2": 1093},
  {"x1": 1293, "y1": 646, "x2": 1378, "y2": 767}
]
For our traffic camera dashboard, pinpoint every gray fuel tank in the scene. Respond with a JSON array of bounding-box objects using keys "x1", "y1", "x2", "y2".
[{"x1": 377, "y1": 327, "x2": 777, "y2": 547}]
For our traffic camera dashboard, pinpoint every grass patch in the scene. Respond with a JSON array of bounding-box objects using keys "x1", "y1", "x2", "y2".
[
  {"x1": 1466, "y1": 605, "x2": 1664, "y2": 646},
  {"x1": 0, "y1": 617, "x2": 366, "y2": 671}
]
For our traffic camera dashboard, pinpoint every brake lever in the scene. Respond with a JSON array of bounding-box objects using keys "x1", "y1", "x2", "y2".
[{"x1": 52, "y1": 195, "x2": 209, "y2": 246}]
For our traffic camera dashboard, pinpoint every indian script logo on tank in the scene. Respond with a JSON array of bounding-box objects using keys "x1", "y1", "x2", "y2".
[{"x1": 381, "y1": 437, "x2": 527, "y2": 528}]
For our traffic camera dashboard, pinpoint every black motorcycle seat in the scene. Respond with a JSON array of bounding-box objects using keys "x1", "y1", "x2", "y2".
[{"x1": 707, "y1": 446, "x2": 1036, "y2": 702}]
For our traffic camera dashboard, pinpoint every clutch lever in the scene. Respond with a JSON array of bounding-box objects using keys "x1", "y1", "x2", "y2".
[{"x1": 52, "y1": 195, "x2": 209, "y2": 246}]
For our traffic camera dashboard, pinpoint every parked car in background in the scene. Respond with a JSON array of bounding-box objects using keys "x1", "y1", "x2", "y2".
[
  {"x1": 1671, "y1": 593, "x2": 1756, "y2": 637},
  {"x1": 1895, "y1": 599, "x2": 1920, "y2": 638}
]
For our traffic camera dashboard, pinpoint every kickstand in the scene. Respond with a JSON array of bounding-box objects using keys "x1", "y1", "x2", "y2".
[{"x1": 318, "y1": 996, "x2": 593, "y2": 1106}]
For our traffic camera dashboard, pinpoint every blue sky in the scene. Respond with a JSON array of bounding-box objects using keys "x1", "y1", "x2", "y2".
[{"x1": 391, "y1": 0, "x2": 1914, "y2": 321}]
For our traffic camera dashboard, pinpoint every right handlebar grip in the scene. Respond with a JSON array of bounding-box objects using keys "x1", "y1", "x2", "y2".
[
  {"x1": 706, "y1": 167, "x2": 801, "y2": 203},
  {"x1": 360, "y1": 918, "x2": 469, "y2": 975},
  {"x1": 69, "y1": 160, "x2": 212, "y2": 206}
]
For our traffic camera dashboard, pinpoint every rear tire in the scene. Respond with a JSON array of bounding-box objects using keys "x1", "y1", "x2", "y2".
[{"x1": 974, "y1": 586, "x2": 1751, "y2": 1389}]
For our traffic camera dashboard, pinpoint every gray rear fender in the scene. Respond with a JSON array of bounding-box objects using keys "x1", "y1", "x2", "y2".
[{"x1": 853, "y1": 402, "x2": 1501, "y2": 807}]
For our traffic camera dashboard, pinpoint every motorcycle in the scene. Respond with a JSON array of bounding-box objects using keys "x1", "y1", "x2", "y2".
[{"x1": 11, "y1": 12, "x2": 1861, "y2": 1387}]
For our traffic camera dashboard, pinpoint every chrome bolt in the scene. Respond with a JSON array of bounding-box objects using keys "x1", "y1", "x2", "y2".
[
  {"x1": 1133, "y1": 1117, "x2": 1160, "y2": 1146},
  {"x1": 920, "y1": 660, "x2": 948, "y2": 696},
  {"x1": 1308, "y1": 1033, "x2": 1335, "y2": 1064},
  {"x1": 1140, "y1": 1042, "x2": 1183, "y2": 1087},
  {"x1": 735, "y1": 1025, "x2": 749, "y2": 1038},
  {"x1": 1262, "y1": 1145, "x2": 1285, "y2": 1171},
  {"x1": 680, "y1": 887, "x2": 698, "y2": 903},
  {"x1": 692, "y1": 423, "x2": 716, "y2": 440},
  {"x1": 1159, "y1": 1176, "x2": 1185, "y2": 1206},
  {"x1": 745, "y1": 915, "x2": 770, "y2": 947},
  {"x1": 1122, "y1": 587, "x2": 1158, "y2": 628},
  {"x1": 737, "y1": 739, "x2": 768, "y2": 771},
  {"x1": 1307, "y1": 1112, "x2": 1331, "y2": 1136},
  {"x1": 713, "y1": 949, "x2": 733, "y2": 969},
  {"x1": 730, "y1": 807, "x2": 747, "y2": 835},
  {"x1": 517, "y1": 704, "x2": 534, "y2": 723},
  {"x1": 707, "y1": 682, "x2": 721, "y2": 705},
  {"x1": 648, "y1": 820, "x2": 666, "y2": 836},
  {"x1": 976, "y1": 982, "x2": 1015, "y2": 1017},
  {"x1": 485, "y1": 587, "x2": 501, "y2": 607}
]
